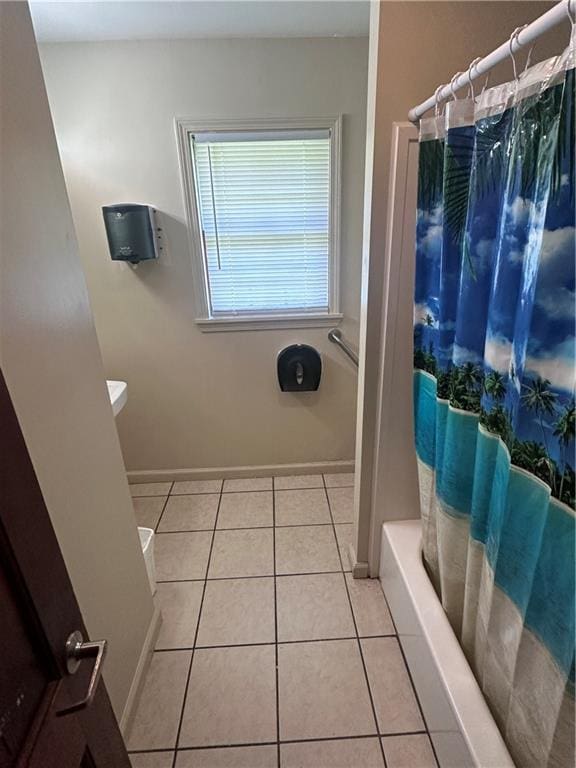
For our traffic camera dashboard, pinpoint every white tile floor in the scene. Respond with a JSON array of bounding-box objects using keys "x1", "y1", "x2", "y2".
[{"x1": 128, "y1": 474, "x2": 438, "y2": 768}]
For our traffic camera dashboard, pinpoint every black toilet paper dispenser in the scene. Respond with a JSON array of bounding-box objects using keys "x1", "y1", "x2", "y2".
[{"x1": 277, "y1": 345, "x2": 322, "y2": 392}]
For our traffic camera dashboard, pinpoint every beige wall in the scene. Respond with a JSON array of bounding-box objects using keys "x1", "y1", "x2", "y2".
[
  {"x1": 376, "y1": 1, "x2": 563, "y2": 191},
  {"x1": 353, "y1": 0, "x2": 567, "y2": 574},
  {"x1": 38, "y1": 37, "x2": 368, "y2": 473},
  {"x1": 0, "y1": 2, "x2": 154, "y2": 717}
]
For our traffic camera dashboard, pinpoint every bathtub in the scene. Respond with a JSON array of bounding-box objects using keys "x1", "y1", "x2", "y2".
[{"x1": 379, "y1": 520, "x2": 515, "y2": 768}]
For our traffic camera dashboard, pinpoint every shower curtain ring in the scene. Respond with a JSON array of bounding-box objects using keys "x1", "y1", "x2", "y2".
[
  {"x1": 434, "y1": 84, "x2": 445, "y2": 117},
  {"x1": 450, "y1": 72, "x2": 462, "y2": 100},
  {"x1": 508, "y1": 26, "x2": 526, "y2": 82},
  {"x1": 523, "y1": 42, "x2": 536, "y2": 75},
  {"x1": 567, "y1": 0, "x2": 575, "y2": 28},
  {"x1": 467, "y1": 57, "x2": 482, "y2": 100}
]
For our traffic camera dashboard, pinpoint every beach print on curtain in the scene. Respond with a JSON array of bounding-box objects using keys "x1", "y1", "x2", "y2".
[{"x1": 413, "y1": 44, "x2": 575, "y2": 768}]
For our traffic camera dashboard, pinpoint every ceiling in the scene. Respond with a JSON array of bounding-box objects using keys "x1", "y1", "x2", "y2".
[{"x1": 30, "y1": 0, "x2": 370, "y2": 43}]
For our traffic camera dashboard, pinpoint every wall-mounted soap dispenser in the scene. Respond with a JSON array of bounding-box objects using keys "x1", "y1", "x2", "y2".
[
  {"x1": 277, "y1": 345, "x2": 322, "y2": 392},
  {"x1": 102, "y1": 204, "x2": 161, "y2": 264}
]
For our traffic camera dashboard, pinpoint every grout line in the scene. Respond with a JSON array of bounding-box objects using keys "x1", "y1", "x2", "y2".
[
  {"x1": 154, "y1": 634, "x2": 398, "y2": 653},
  {"x1": 272, "y1": 478, "x2": 281, "y2": 768},
  {"x1": 217, "y1": 483, "x2": 351, "y2": 494},
  {"x1": 129, "y1": 729, "x2": 430, "y2": 756},
  {"x1": 157, "y1": 576, "x2": 274, "y2": 585},
  {"x1": 156, "y1": 642, "x2": 275, "y2": 652},
  {"x1": 322, "y1": 474, "x2": 389, "y2": 768},
  {"x1": 274, "y1": 486, "x2": 327, "y2": 493},
  {"x1": 274, "y1": 486, "x2": 326, "y2": 492},
  {"x1": 221, "y1": 486, "x2": 273, "y2": 494},
  {"x1": 381, "y1": 615, "x2": 439, "y2": 765},
  {"x1": 170, "y1": 485, "x2": 223, "y2": 768},
  {"x1": 176, "y1": 741, "x2": 278, "y2": 752},
  {"x1": 355, "y1": 536, "x2": 438, "y2": 764},
  {"x1": 275, "y1": 570, "x2": 349, "y2": 579},
  {"x1": 155, "y1": 527, "x2": 231, "y2": 535},
  {"x1": 169, "y1": 488, "x2": 224, "y2": 498},
  {"x1": 277, "y1": 520, "x2": 352, "y2": 528},
  {"x1": 162, "y1": 486, "x2": 356, "y2": 496},
  {"x1": 155, "y1": 569, "x2": 348, "y2": 585},
  {"x1": 146, "y1": 494, "x2": 171, "y2": 533},
  {"x1": 172, "y1": 489, "x2": 282, "y2": 498},
  {"x1": 168, "y1": 491, "x2": 222, "y2": 498},
  {"x1": 163, "y1": 487, "x2": 273, "y2": 496},
  {"x1": 279, "y1": 731, "x2": 420, "y2": 743},
  {"x1": 131, "y1": 482, "x2": 354, "y2": 498},
  {"x1": 220, "y1": 489, "x2": 272, "y2": 494},
  {"x1": 156, "y1": 578, "x2": 206, "y2": 584},
  {"x1": 154, "y1": 522, "x2": 353, "y2": 536},
  {"x1": 279, "y1": 634, "x2": 397, "y2": 644}
]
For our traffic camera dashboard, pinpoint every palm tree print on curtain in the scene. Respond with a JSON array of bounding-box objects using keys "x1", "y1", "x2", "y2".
[{"x1": 413, "y1": 45, "x2": 575, "y2": 768}]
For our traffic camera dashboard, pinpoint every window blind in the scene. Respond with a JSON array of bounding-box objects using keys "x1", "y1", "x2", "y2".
[{"x1": 191, "y1": 130, "x2": 331, "y2": 316}]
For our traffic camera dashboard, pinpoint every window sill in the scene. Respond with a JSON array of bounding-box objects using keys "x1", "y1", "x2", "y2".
[{"x1": 195, "y1": 313, "x2": 343, "y2": 333}]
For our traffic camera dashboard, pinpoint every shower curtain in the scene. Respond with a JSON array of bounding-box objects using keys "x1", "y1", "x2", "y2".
[{"x1": 413, "y1": 41, "x2": 575, "y2": 768}]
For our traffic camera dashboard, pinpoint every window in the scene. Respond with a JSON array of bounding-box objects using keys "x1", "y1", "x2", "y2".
[{"x1": 177, "y1": 118, "x2": 342, "y2": 330}]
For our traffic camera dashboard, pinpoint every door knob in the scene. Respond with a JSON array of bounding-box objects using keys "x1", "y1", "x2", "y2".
[{"x1": 57, "y1": 630, "x2": 107, "y2": 716}]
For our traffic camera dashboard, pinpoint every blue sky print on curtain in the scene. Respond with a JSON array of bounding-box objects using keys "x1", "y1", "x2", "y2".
[
  {"x1": 413, "y1": 48, "x2": 575, "y2": 768},
  {"x1": 415, "y1": 68, "x2": 575, "y2": 503}
]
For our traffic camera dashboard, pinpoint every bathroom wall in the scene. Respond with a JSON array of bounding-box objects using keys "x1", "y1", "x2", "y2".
[
  {"x1": 38, "y1": 37, "x2": 368, "y2": 473},
  {"x1": 0, "y1": 2, "x2": 154, "y2": 719},
  {"x1": 376, "y1": 1, "x2": 564, "y2": 213}
]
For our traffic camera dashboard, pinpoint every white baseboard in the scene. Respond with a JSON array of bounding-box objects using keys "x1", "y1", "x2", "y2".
[
  {"x1": 127, "y1": 460, "x2": 355, "y2": 484},
  {"x1": 348, "y1": 543, "x2": 369, "y2": 579},
  {"x1": 119, "y1": 604, "x2": 162, "y2": 736}
]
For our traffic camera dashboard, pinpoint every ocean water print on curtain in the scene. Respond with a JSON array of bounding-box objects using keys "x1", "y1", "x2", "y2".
[{"x1": 413, "y1": 45, "x2": 575, "y2": 768}]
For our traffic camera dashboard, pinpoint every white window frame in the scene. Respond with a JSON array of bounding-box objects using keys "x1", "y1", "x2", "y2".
[{"x1": 175, "y1": 116, "x2": 343, "y2": 332}]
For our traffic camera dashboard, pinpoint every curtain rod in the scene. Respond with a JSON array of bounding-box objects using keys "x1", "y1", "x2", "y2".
[{"x1": 408, "y1": 0, "x2": 574, "y2": 122}]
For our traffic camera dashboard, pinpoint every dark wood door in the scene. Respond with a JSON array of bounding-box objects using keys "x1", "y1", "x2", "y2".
[{"x1": 0, "y1": 371, "x2": 131, "y2": 768}]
